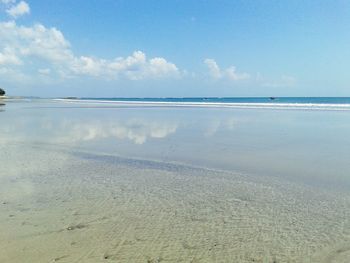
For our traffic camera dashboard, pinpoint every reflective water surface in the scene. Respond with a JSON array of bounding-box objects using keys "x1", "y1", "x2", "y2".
[{"x1": 1, "y1": 99, "x2": 350, "y2": 262}]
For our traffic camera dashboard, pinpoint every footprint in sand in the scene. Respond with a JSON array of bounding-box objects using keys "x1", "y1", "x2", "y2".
[{"x1": 66, "y1": 223, "x2": 88, "y2": 231}]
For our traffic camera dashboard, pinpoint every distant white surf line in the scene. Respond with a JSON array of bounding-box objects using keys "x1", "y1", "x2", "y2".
[{"x1": 54, "y1": 99, "x2": 350, "y2": 111}]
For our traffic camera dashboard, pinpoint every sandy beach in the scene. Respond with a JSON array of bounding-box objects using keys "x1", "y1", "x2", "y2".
[
  {"x1": 1, "y1": 144, "x2": 350, "y2": 263},
  {"x1": 1, "y1": 100, "x2": 350, "y2": 262}
]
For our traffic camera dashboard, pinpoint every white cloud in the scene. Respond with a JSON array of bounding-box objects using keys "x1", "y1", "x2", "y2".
[
  {"x1": 204, "y1": 58, "x2": 250, "y2": 81},
  {"x1": 6, "y1": 1, "x2": 30, "y2": 18},
  {"x1": 69, "y1": 51, "x2": 180, "y2": 80},
  {"x1": 0, "y1": 20, "x2": 180, "y2": 81},
  {"x1": 0, "y1": 47, "x2": 22, "y2": 65},
  {"x1": 225, "y1": 66, "x2": 250, "y2": 81},
  {"x1": 0, "y1": 22, "x2": 73, "y2": 63},
  {"x1": 204, "y1": 59, "x2": 221, "y2": 78},
  {"x1": 1, "y1": 0, "x2": 16, "y2": 5},
  {"x1": 38, "y1": 68, "x2": 51, "y2": 75}
]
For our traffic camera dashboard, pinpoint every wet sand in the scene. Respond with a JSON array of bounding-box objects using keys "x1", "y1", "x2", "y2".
[{"x1": 1, "y1": 143, "x2": 350, "y2": 263}]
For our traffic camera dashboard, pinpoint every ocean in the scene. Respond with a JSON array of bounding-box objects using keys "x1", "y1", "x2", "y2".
[{"x1": 66, "y1": 97, "x2": 350, "y2": 110}]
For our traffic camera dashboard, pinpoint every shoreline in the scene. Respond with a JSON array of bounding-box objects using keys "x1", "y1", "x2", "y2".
[{"x1": 54, "y1": 98, "x2": 350, "y2": 111}]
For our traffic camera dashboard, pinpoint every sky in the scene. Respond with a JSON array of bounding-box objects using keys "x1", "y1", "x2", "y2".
[{"x1": 0, "y1": 0, "x2": 350, "y2": 97}]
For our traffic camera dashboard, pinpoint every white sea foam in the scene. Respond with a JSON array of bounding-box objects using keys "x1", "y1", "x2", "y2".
[{"x1": 54, "y1": 99, "x2": 350, "y2": 111}]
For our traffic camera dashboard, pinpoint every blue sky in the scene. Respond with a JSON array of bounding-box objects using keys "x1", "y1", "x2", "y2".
[{"x1": 0, "y1": 0, "x2": 350, "y2": 97}]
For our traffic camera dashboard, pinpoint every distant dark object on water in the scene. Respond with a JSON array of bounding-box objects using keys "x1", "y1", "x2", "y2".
[
  {"x1": 0, "y1": 88, "x2": 5, "y2": 96},
  {"x1": 269, "y1": 97, "x2": 276, "y2": 100}
]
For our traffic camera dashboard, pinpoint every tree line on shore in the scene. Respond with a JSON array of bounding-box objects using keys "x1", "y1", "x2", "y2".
[{"x1": 0, "y1": 88, "x2": 5, "y2": 96}]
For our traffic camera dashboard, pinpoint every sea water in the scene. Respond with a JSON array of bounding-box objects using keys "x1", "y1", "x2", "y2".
[
  {"x1": 1, "y1": 98, "x2": 350, "y2": 262},
  {"x1": 77, "y1": 97, "x2": 350, "y2": 110}
]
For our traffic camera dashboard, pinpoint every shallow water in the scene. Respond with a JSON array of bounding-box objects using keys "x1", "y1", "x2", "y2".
[{"x1": 1, "y1": 99, "x2": 350, "y2": 262}]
